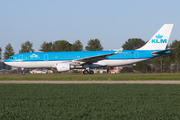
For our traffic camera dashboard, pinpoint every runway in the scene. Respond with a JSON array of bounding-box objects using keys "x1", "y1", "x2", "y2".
[{"x1": 1, "y1": 81, "x2": 180, "y2": 84}]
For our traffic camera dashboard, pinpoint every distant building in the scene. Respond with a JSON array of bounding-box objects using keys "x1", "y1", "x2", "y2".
[{"x1": 0, "y1": 61, "x2": 11, "y2": 70}]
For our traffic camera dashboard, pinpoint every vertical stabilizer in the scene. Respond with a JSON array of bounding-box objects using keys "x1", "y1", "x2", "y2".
[{"x1": 137, "y1": 24, "x2": 173, "y2": 50}]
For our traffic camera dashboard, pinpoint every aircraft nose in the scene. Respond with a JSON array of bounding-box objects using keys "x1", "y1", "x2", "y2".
[
  {"x1": 4, "y1": 61, "x2": 14, "y2": 67},
  {"x1": 4, "y1": 61, "x2": 9, "y2": 65},
  {"x1": 4, "y1": 59, "x2": 11, "y2": 66}
]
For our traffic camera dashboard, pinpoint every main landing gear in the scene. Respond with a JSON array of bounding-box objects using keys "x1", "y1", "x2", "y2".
[{"x1": 83, "y1": 70, "x2": 94, "y2": 74}]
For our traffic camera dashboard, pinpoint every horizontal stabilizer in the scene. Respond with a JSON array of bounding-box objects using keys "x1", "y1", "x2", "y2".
[{"x1": 151, "y1": 49, "x2": 173, "y2": 56}]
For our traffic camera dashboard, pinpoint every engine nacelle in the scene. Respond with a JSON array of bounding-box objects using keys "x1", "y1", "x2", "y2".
[{"x1": 56, "y1": 63, "x2": 70, "y2": 72}]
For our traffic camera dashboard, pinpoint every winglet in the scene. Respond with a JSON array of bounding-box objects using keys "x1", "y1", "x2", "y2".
[{"x1": 115, "y1": 48, "x2": 123, "y2": 54}]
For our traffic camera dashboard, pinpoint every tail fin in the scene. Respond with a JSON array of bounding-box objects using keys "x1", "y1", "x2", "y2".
[{"x1": 137, "y1": 24, "x2": 173, "y2": 50}]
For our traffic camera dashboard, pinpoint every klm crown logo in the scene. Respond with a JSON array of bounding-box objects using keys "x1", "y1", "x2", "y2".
[
  {"x1": 151, "y1": 34, "x2": 167, "y2": 43},
  {"x1": 30, "y1": 54, "x2": 40, "y2": 58},
  {"x1": 155, "y1": 34, "x2": 163, "y2": 39}
]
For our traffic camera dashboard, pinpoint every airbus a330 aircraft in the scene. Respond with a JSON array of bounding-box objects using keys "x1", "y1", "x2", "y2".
[{"x1": 4, "y1": 24, "x2": 173, "y2": 75}]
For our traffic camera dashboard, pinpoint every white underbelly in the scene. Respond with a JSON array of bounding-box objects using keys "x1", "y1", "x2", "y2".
[
  {"x1": 5, "y1": 61, "x2": 64, "y2": 68},
  {"x1": 91, "y1": 59, "x2": 148, "y2": 67}
]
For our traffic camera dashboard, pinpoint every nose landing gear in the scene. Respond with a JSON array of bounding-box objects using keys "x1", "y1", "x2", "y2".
[{"x1": 21, "y1": 68, "x2": 25, "y2": 75}]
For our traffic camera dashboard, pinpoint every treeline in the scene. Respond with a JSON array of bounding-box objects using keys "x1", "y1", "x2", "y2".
[
  {"x1": 1, "y1": 38, "x2": 180, "y2": 73},
  {"x1": 0, "y1": 39, "x2": 103, "y2": 61},
  {"x1": 39, "y1": 39, "x2": 103, "y2": 52}
]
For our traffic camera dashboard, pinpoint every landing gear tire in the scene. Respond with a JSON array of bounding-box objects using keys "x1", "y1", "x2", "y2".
[
  {"x1": 22, "y1": 71, "x2": 25, "y2": 75},
  {"x1": 83, "y1": 70, "x2": 89, "y2": 74},
  {"x1": 83, "y1": 70, "x2": 94, "y2": 74},
  {"x1": 89, "y1": 70, "x2": 94, "y2": 74}
]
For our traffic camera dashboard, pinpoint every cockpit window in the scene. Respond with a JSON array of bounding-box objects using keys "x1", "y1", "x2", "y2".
[{"x1": 9, "y1": 57, "x2": 13, "y2": 59}]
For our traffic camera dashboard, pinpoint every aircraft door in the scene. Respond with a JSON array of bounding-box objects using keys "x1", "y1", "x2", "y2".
[
  {"x1": 19, "y1": 55, "x2": 23, "y2": 62},
  {"x1": 44, "y1": 54, "x2": 48, "y2": 61},
  {"x1": 134, "y1": 52, "x2": 139, "y2": 58}
]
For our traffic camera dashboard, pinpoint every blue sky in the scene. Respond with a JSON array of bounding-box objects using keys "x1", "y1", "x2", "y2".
[{"x1": 0, "y1": 0, "x2": 180, "y2": 55}]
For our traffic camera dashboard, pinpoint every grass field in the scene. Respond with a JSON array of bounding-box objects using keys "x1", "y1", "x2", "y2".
[
  {"x1": 1, "y1": 84, "x2": 180, "y2": 119},
  {"x1": 1, "y1": 73, "x2": 180, "y2": 81}
]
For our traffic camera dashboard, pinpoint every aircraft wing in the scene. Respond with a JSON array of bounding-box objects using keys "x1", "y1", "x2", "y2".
[{"x1": 72, "y1": 48, "x2": 123, "y2": 64}]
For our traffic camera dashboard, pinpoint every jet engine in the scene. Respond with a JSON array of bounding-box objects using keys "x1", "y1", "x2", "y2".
[
  {"x1": 56, "y1": 63, "x2": 70, "y2": 72},
  {"x1": 56, "y1": 62, "x2": 83, "y2": 72}
]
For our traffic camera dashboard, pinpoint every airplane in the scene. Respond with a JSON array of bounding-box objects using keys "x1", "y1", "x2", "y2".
[{"x1": 4, "y1": 24, "x2": 173, "y2": 75}]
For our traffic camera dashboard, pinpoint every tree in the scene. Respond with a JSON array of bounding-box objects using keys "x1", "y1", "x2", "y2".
[
  {"x1": 133, "y1": 62, "x2": 151, "y2": 73},
  {"x1": 85, "y1": 39, "x2": 103, "y2": 51},
  {"x1": 170, "y1": 40, "x2": 180, "y2": 73},
  {"x1": 162, "y1": 53, "x2": 172, "y2": 73},
  {"x1": 0, "y1": 47, "x2": 2, "y2": 60},
  {"x1": 71, "y1": 40, "x2": 83, "y2": 51},
  {"x1": 39, "y1": 42, "x2": 53, "y2": 52},
  {"x1": 19, "y1": 41, "x2": 34, "y2": 53},
  {"x1": 120, "y1": 67, "x2": 133, "y2": 73},
  {"x1": 149, "y1": 57, "x2": 160, "y2": 73},
  {"x1": 159, "y1": 44, "x2": 172, "y2": 73},
  {"x1": 122, "y1": 38, "x2": 145, "y2": 50},
  {"x1": 53, "y1": 40, "x2": 72, "y2": 51},
  {"x1": 4, "y1": 43, "x2": 15, "y2": 60}
]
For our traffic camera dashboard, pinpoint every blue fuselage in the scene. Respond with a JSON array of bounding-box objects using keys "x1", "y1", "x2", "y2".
[{"x1": 5, "y1": 50, "x2": 168, "y2": 62}]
